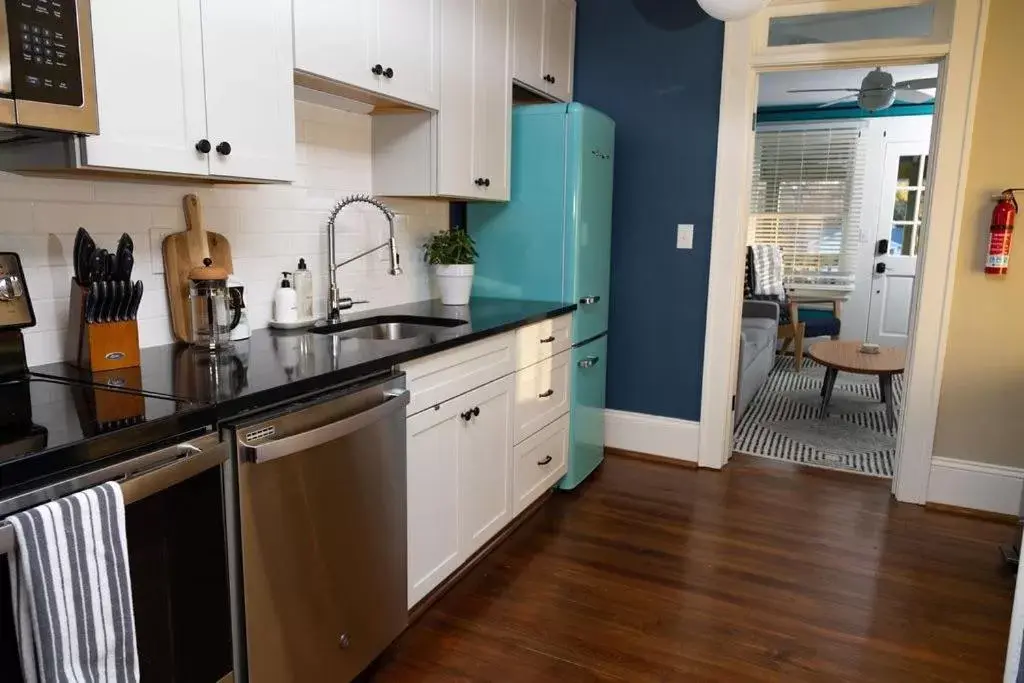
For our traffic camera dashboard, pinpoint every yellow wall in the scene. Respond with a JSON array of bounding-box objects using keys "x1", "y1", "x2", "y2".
[{"x1": 933, "y1": 0, "x2": 1024, "y2": 467}]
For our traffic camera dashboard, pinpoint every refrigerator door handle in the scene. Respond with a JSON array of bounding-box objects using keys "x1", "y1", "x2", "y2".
[
  {"x1": 579, "y1": 296, "x2": 601, "y2": 305},
  {"x1": 578, "y1": 355, "x2": 601, "y2": 369}
]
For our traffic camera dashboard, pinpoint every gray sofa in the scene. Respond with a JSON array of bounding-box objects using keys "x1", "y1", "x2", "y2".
[{"x1": 736, "y1": 300, "x2": 779, "y2": 421}]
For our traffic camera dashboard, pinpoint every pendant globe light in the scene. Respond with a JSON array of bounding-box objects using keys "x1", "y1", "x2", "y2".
[{"x1": 696, "y1": 0, "x2": 768, "y2": 21}]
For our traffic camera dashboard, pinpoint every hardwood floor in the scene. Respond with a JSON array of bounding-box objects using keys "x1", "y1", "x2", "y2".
[{"x1": 368, "y1": 453, "x2": 1017, "y2": 682}]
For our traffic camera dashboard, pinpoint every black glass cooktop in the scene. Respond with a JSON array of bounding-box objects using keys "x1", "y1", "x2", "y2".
[{"x1": 0, "y1": 376, "x2": 212, "y2": 496}]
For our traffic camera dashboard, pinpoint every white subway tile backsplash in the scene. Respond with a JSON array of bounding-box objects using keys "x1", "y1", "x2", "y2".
[{"x1": 2, "y1": 100, "x2": 447, "y2": 367}]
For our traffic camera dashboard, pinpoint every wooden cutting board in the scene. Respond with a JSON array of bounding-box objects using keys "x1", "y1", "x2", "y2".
[{"x1": 162, "y1": 194, "x2": 234, "y2": 343}]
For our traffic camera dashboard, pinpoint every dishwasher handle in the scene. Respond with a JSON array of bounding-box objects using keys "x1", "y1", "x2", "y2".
[{"x1": 240, "y1": 389, "x2": 410, "y2": 465}]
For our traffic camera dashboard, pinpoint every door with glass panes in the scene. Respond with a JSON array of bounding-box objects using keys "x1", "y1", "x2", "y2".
[{"x1": 866, "y1": 140, "x2": 930, "y2": 347}]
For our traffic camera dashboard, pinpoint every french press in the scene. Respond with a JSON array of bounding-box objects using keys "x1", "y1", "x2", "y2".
[{"x1": 188, "y1": 258, "x2": 241, "y2": 349}]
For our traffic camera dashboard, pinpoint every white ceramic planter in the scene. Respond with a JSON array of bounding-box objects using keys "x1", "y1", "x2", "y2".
[{"x1": 433, "y1": 264, "x2": 474, "y2": 306}]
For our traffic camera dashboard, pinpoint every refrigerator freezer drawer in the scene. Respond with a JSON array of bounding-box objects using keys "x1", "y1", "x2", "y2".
[
  {"x1": 513, "y1": 414, "x2": 569, "y2": 516},
  {"x1": 560, "y1": 335, "x2": 608, "y2": 490},
  {"x1": 514, "y1": 349, "x2": 570, "y2": 444},
  {"x1": 515, "y1": 314, "x2": 572, "y2": 370}
]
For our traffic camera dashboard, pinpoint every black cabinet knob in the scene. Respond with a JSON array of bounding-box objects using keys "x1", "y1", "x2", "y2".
[
  {"x1": 383, "y1": 66, "x2": 394, "y2": 79},
  {"x1": 195, "y1": 139, "x2": 211, "y2": 154},
  {"x1": 474, "y1": 178, "x2": 484, "y2": 186},
  {"x1": 483, "y1": 178, "x2": 491, "y2": 187},
  {"x1": 472, "y1": 406, "x2": 480, "y2": 417},
  {"x1": 551, "y1": 76, "x2": 556, "y2": 84},
  {"x1": 216, "y1": 141, "x2": 232, "y2": 156},
  {"x1": 461, "y1": 409, "x2": 472, "y2": 422},
  {"x1": 372, "y1": 64, "x2": 384, "y2": 76}
]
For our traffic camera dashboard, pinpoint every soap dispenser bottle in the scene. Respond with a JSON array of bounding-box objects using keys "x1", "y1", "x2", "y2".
[
  {"x1": 294, "y1": 257, "x2": 314, "y2": 321},
  {"x1": 274, "y1": 272, "x2": 298, "y2": 323}
]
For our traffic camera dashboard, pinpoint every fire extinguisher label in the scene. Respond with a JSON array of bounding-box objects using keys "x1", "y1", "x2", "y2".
[{"x1": 987, "y1": 229, "x2": 1012, "y2": 269}]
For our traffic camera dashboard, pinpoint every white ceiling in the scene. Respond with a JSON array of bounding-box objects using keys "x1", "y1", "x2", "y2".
[{"x1": 758, "y1": 64, "x2": 940, "y2": 108}]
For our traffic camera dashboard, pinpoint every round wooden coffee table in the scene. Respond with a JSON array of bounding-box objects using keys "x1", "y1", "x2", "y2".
[{"x1": 807, "y1": 340, "x2": 906, "y2": 429}]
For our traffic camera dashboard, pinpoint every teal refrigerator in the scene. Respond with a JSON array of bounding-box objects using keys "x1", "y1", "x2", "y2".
[{"x1": 468, "y1": 103, "x2": 614, "y2": 489}]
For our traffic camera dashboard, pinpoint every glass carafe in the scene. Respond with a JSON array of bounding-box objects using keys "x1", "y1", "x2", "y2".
[{"x1": 189, "y1": 259, "x2": 240, "y2": 349}]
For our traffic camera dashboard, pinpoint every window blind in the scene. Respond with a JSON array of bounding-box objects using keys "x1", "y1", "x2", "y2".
[{"x1": 749, "y1": 126, "x2": 866, "y2": 290}]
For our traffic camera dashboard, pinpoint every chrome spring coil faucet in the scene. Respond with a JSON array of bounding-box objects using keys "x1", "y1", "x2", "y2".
[{"x1": 324, "y1": 194, "x2": 403, "y2": 323}]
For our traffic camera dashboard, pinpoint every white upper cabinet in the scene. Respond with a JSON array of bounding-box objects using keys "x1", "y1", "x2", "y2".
[
  {"x1": 201, "y1": 0, "x2": 296, "y2": 181},
  {"x1": 293, "y1": 0, "x2": 440, "y2": 111},
  {"x1": 472, "y1": 0, "x2": 512, "y2": 199},
  {"x1": 83, "y1": 0, "x2": 208, "y2": 176},
  {"x1": 80, "y1": 0, "x2": 295, "y2": 182},
  {"x1": 511, "y1": 0, "x2": 576, "y2": 102},
  {"x1": 511, "y1": 0, "x2": 545, "y2": 94},
  {"x1": 293, "y1": 0, "x2": 378, "y2": 96},
  {"x1": 373, "y1": 0, "x2": 510, "y2": 201},
  {"x1": 542, "y1": 0, "x2": 575, "y2": 102},
  {"x1": 376, "y1": 0, "x2": 441, "y2": 109}
]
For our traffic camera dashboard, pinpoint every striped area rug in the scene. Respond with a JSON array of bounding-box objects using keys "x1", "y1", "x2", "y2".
[{"x1": 733, "y1": 355, "x2": 903, "y2": 477}]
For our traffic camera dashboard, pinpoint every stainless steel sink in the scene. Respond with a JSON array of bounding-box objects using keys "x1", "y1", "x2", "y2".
[{"x1": 309, "y1": 315, "x2": 467, "y2": 340}]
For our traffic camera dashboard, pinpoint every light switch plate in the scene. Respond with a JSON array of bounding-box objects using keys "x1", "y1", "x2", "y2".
[{"x1": 676, "y1": 224, "x2": 694, "y2": 250}]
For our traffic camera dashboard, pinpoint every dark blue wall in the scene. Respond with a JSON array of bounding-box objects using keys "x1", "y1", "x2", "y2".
[{"x1": 574, "y1": 0, "x2": 724, "y2": 421}]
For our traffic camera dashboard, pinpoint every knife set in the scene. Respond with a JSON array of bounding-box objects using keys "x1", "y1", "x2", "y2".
[{"x1": 65, "y1": 227, "x2": 143, "y2": 372}]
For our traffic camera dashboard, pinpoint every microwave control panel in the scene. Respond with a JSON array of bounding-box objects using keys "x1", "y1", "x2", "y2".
[{"x1": 8, "y1": 0, "x2": 83, "y2": 106}]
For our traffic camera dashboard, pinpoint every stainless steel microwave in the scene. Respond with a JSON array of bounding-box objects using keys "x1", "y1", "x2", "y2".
[{"x1": 0, "y1": 0, "x2": 97, "y2": 139}]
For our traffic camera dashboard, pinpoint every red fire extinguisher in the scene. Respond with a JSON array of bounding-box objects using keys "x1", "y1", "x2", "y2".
[{"x1": 986, "y1": 189, "x2": 1021, "y2": 275}]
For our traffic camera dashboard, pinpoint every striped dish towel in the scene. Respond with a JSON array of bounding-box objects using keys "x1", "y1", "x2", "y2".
[{"x1": 5, "y1": 482, "x2": 139, "y2": 683}]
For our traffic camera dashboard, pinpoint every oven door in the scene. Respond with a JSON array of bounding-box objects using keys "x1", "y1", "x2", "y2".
[{"x1": 0, "y1": 433, "x2": 234, "y2": 682}]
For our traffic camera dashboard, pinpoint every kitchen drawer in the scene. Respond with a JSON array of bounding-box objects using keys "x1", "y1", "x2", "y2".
[
  {"x1": 513, "y1": 414, "x2": 569, "y2": 516},
  {"x1": 515, "y1": 314, "x2": 572, "y2": 370},
  {"x1": 514, "y1": 350, "x2": 570, "y2": 444},
  {"x1": 401, "y1": 332, "x2": 514, "y2": 416}
]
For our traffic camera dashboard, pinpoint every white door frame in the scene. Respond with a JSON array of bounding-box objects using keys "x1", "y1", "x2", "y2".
[{"x1": 697, "y1": 0, "x2": 990, "y2": 506}]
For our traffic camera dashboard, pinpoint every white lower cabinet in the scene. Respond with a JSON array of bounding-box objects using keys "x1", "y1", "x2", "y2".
[
  {"x1": 404, "y1": 327, "x2": 570, "y2": 609},
  {"x1": 458, "y1": 377, "x2": 514, "y2": 558},
  {"x1": 513, "y1": 414, "x2": 569, "y2": 516},
  {"x1": 406, "y1": 373, "x2": 513, "y2": 608},
  {"x1": 406, "y1": 399, "x2": 462, "y2": 608}
]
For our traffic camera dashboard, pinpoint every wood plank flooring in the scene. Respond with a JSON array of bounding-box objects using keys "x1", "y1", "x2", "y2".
[{"x1": 367, "y1": 453, "x2": 1017, "y2": 682}]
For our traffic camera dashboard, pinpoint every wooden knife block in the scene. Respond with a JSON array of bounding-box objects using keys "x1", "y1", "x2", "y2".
[{"x1": 65, "y1": 281, "x2": 141, "y2": 372}]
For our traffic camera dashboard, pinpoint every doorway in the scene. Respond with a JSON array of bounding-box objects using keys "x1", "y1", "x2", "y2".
[
  {"x1": 697, "y1": 0, "x2": 989, "y2": 506},
  {"x1": 733, "y1": 64, "x2": 937, "y2": 478}
]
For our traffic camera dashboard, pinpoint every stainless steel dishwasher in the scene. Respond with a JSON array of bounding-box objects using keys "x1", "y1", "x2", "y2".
[{"x1": 222, "y1": 371, "x2": 409, "y2": 683}]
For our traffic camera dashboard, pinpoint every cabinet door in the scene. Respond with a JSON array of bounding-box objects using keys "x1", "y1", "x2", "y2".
[
  {"x1": 472, "y1": 0, "x2": 512, "y2": 201},
  {"x1": 512, "y1": 0, "x2": 546, "y2": 93},
  {"x1": 81, "y1": 0, "x2": 209, "y2": 175},
  {"x1": 436, "y1": 0, "x2": 476, "y2": 197},
  {"x1": 376, "y1": 0, "x2": 440, "y2": 109},
  {"x1": 200, "y1": 0, "x2": 296, "y2": 181},
  {"x1": 406, "y1": 402, "x2": 462, "y2": 608},
  {"x1": 293, "y1": 0, "x2": 378, "y2": 95},
  {"x1": 542, "y1": 0, "x2": 575, "y2": 102},
  {"x1": 458, "y1": 376, "x2": 514, "y2": 558}
]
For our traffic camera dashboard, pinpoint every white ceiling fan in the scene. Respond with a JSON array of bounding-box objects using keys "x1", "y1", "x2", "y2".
[{"x1": 787, "y1": 67, "x2": 937, "y2": 112}]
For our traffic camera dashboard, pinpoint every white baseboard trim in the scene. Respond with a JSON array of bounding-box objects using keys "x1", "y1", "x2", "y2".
[
  {"x1": 604, "y1": 409, "x2": 700, "y2": 463},
  {"x1": 927, "y1": 457, "x2": 1024, "y2": 516}
]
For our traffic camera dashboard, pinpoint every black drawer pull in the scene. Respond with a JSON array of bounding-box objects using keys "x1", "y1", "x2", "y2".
[
  {"x1": 472, "y1": 406, "x2": 480, "y2": 417},
  {"x1": 538, "y1": 389, "x2": 554, "y2": 398},
  {"x1": 460, "y1": 410, "x2": 472, "y2": 422},
  {"x1": 537, "y1": 455, "x2": 553, "y2": 466},
  {"x1": 540, "y1": 336, "x2": 555, "y2": 343}
]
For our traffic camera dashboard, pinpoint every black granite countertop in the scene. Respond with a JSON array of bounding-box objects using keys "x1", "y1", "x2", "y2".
[
  {"x1": 3, "y1": 297, "x2": 572, "y2": 495},
  {"x1": 32, "y1": 297, "x2": 576, "y2": 421}
]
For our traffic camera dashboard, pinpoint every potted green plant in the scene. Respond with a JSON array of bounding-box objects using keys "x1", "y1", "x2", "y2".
[{"x1": 424, "y1": 228, "x2": 478, "y2": 306}]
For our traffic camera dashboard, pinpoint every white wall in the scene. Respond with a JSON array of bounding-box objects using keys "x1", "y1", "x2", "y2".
[{"x1": 3, "y1": 100, "x2": 447, "y2": 367}]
